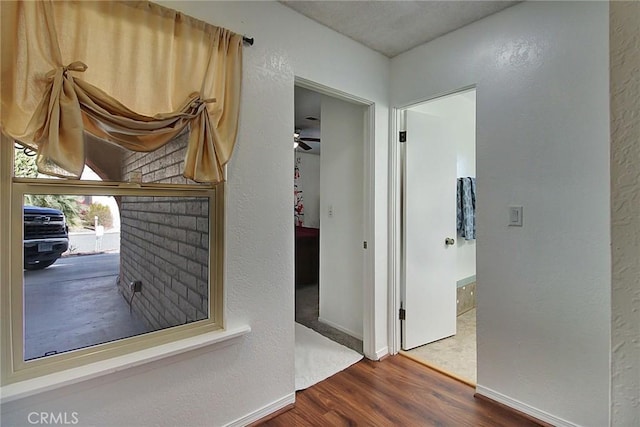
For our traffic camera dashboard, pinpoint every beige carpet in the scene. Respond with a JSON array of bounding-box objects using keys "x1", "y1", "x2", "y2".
[
  {"x1": 403, "y1": 308, "x2": 476, "y2": 383},
  {"x1": 296, "y1": 283, "x2": 363, "y2": 354}
]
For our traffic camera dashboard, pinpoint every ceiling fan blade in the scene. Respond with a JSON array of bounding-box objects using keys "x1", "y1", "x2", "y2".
[
  {"x1": 298, "y1": 141, "x2": 312, "y2": 151},
  {"x1": 299, "y1": 137, "x2": 320, "y2": 143}
]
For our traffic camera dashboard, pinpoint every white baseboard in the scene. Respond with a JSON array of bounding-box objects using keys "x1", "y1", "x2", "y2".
[
  {"x1": 375, "y1": 346, "x2": 389, "y2": 360},
  {"x1": 318, "y1": 316, "x2": 363, "y2": 340},
  {"x1": 225, "y1": 392, "x2": 295, "y2": 427},
  {"x1": 475, "y1": 385, "x2": 578, "y2": 427}
]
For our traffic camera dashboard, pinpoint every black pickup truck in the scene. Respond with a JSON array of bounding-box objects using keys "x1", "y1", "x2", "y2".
[{"x1": 23, "y1": 206, "x2": 69, "y2": 270}]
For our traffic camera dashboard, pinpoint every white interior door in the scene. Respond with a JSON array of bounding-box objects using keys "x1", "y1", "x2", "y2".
[{"x1": 402, "y1": 109, "x2": 457, "y2": 350}]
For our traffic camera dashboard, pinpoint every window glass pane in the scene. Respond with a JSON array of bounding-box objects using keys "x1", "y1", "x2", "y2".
[
  {"x1": 23, "y1": 193, "x2": 210, "y2": 361},
  {"x1": 14, "y1": 132, "x2": 209, "y2": 185}
]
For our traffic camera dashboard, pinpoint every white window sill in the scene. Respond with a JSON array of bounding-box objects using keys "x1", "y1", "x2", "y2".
[{"x1": 0, "y1": 325, "x2": 251, "y2": 404}]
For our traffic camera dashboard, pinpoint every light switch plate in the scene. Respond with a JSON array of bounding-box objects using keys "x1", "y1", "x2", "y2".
[{"x1": 509, "y1": 206, "x2": 523, "y2": 226}]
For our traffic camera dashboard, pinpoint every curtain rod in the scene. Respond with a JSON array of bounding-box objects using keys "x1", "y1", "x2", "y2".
[{"x1": 242, "y1": 36, "x2": 254, "y2": 46}]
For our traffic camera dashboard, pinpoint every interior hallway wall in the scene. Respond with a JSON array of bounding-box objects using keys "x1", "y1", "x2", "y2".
[
  {"x1": 0, "y1": 1, "x2": 390, "y2": 426},
  {"x1": 319, "y1": 94, "x2": 365, "y2": 339},
  {"x1": 391, "y1": 2, "x2": 610, "y2": 426},
  {"x1": 296, "y1": 152, "x2": 321, "y2": 229},
  {"x1": 610, "y1": 1, "x2": 640, "y2": 425}
]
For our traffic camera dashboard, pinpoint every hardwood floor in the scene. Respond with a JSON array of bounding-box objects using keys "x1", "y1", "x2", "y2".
[{"x1": 259, "y1": 355, "x2": 544, "y2": 426}]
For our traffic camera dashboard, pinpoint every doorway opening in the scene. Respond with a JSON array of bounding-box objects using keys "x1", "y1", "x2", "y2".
[
  {"x1": 294, "y1": 85, "x2": 364, "y2": 354},
  {"x1": 396, "y1": 88, "x2": 477, "y2": 385},
  {"x1": 293, "y1": 80, "x2": 374, "y2": 390}
]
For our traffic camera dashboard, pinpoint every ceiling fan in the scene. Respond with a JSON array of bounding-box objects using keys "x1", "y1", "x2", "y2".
[{"x1": 294, "y1": 129, "x2": 320, "y2": 151}]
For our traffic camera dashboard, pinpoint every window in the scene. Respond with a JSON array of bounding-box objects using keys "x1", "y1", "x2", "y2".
[
  {"x1": 1, "y1": 0, "x2": 242, "y2": 387},
  {"x1": 0, "y1": 135, "x2": 224, "y2": 384}
]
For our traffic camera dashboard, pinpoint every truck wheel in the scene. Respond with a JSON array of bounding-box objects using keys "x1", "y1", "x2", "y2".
[{"x1": 24, "y1": 259, "x2": 57, "y2": 270}]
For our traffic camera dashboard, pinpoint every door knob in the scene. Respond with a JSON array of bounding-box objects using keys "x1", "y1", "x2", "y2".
[{"x1": 445, "y1": 237, "x2": 455, "y2": 246}]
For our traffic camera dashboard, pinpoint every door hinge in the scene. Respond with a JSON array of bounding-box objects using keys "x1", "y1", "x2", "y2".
[
  {"x1": 363, "y1": 241, "x2": 368, "y2": 249},
  {"x1": 399, "y1": 308, "x2": 406, "y2": 320},
  {"x1": 399, "y1": 131, "x2": 406, "y2": 143}
]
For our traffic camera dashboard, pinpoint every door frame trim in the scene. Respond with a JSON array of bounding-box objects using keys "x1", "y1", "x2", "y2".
[
  {"x1": 294, "y1": 77, "x2": 377, "y2": 360},
  {"x1": 388, "y1": 85, "x2": 476, "y2": 355}
]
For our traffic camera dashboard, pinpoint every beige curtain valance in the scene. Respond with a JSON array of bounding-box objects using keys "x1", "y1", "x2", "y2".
[{"x1": 1, "y1": 0, "x2": 242, "y2": 183}]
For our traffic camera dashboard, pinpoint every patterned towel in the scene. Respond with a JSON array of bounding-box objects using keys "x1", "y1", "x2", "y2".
[{"x1": 457, "y1": 177, "x2": 476, "y2": 240}]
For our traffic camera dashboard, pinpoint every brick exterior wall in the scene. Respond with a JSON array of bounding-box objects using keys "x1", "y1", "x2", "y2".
[
  {"x1": 122, "y1": 132, "x2": 200, "y2": 186},
  {"x1": 119, "y1": 133, "x2": 209, "y2": 330}
]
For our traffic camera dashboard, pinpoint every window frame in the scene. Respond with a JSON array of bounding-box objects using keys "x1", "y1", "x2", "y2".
[{"x1": 0, "y1": 141, "x2": 225, "y2": 385}]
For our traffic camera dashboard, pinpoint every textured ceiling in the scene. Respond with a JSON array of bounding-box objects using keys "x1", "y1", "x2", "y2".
[{"x1": 281, "y1": 0, "x2": 521, "y2": 57}]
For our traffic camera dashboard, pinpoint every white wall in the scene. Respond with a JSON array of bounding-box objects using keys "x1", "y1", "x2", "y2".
[
  {"x1": 454, "y1": 92, "x2": 476, "y2": 179},
  {"x1": 391, "y1": 2, "x2": 610, "y2": 426},
  {"x1": 295, "y1": 152, "x2": 320, "y2": 229},
  {"x1": 319, "y1": 95, "x2": 364, "y2": 339},
  {"x1": 0, "y1": 1, "x2": 390, "y2": 426},
  {"x1": 610, "y1": 2, "x2": 640, "y2": 426}
]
